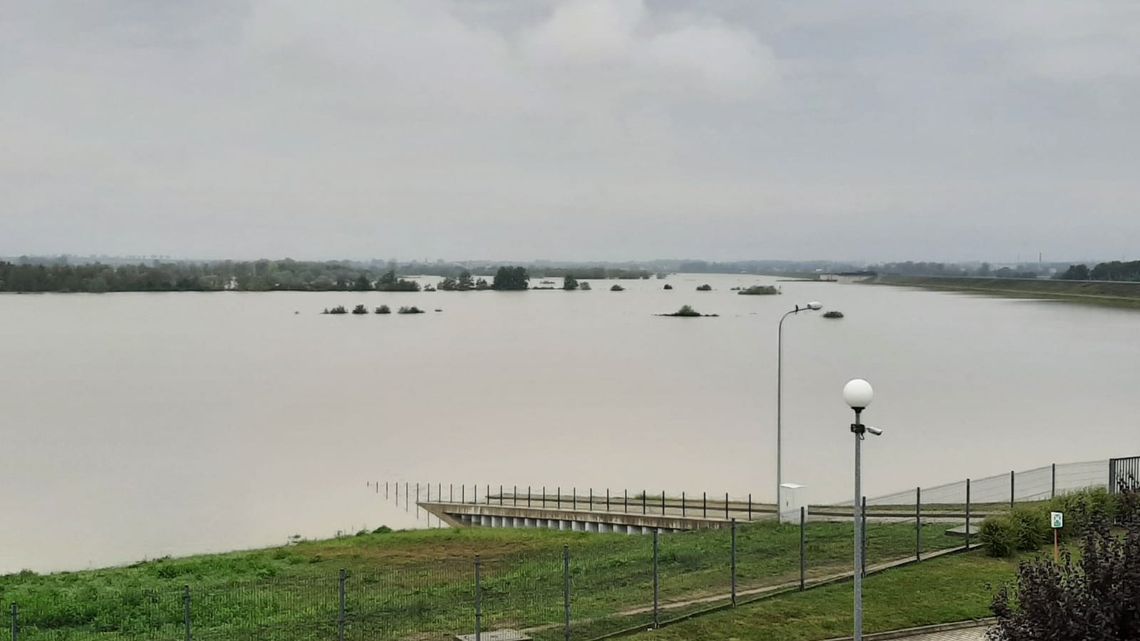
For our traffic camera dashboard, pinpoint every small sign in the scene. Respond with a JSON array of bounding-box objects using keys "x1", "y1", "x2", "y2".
[{"x1": 1051, "y1": 511, "x2": 1064, "y2": 529}]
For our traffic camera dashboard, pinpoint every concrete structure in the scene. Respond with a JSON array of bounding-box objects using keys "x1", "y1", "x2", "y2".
[{"x1": 419, "y1": 501, "x2": 743, "y2": 534}]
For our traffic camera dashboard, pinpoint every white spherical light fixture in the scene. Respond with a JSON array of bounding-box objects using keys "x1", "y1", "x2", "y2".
[{"x1": 843, "y1": 378, "x2": 874, "y2": 410}]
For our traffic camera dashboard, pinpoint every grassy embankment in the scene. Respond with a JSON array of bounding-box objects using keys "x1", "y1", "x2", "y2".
[
  {"x1": 869, "y1": 275, "x2": 1140, "y2": 309},
  {"x1": 629, "y1": 549, "x2": 1023, "y2": 641},
  {"x1": 0, "y1": 520, "x2": 964, "y2": 641}
]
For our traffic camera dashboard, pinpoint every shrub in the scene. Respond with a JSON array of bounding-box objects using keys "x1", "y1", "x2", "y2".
[
  {"x1": 738, "y1": 285, "x2": 780, "y2": 295},
  {"x1": 1009, "y1": 505, "x2": 1050, "y2": 551},
  {"x1": 696, "y1": 284, "x2": 712, "y2": 291},
  {"x1": 328, "y1": 305, "x2": 347, "y2": 315},
  {"x1": 980, "y1": 514, "x2": 1017, "y2": 557},
  {"x1": 1049, "y1": 487, "x2": 1115, "y2": 538},
  {"x1": 375, "y1": 305, "x2": 391, "y2": 314},
  {"x1": 671, "y1": 305, "x2": 700, "y2": 317},
  {"x1": 990, "y1": 497, "x2": 1140, "y2": 640},
  {"x1": 610, "y1": 284, "x2": 624, "y2": 291},
  {"x1": 351, "y1": 304, "x2": 368, "y2": 315},
  {"x1": 398, "y1": 306, "x2": 424, "y2": 314},
  {"x1": 372, "y1": 526, "x2": 393, "y2": 535}
]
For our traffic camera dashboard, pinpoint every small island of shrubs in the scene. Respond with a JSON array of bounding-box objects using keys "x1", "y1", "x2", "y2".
[
  {"x1": 696, "y1": 284, "x2": 712, "y2": 291},
  {"x1": 738, "y1": 285, "x2": 780, "y2": 296},
  {"x1": 320, "y1": 303, "x2": 423, "y2": 315},
  {"x1": 398, "y1": 306, "x2": 424, "y2": 314},
  {"x1": 610, "y1": 284, "x2": 625, "y2": 292},
  {"x1": 659, "y1": 304, "x2": 718, "y2": 318},
  {"x1": 823, "y1": 310, "x2": 844, "y2": 319}
]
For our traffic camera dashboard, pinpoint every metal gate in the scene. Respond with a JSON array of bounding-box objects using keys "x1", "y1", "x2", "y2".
[{"x1": 1109, "y1": 456, "x2": 1140, "y2": 493}]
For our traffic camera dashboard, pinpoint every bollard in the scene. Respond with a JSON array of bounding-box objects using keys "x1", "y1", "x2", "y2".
[
  {"x1": 652, "y1": 529, "x2": 660, "y2": 629},
  {"x1": 338, "y1": 569, "x2": 347, "y2": 641},
  {"x1": 474, "y1": 556, "x2": 483, "y2": 641},
  {"x1": 562, "y1": 546, "x2": 571, "y2": 641},
  {"x1": 799, "y1": 506, "x2": 806, "y2": 591},
  {"x1": 183, "y1": 585, "x2": 192, "y2": 641},
  {"x1": 731, "y1": 518, "x2": 738, "y2": 607}
]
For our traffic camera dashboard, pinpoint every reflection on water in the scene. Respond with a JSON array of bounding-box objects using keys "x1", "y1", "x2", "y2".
[{"x1": 1, "y1": 274, "x2": 1136, "y2": 572}]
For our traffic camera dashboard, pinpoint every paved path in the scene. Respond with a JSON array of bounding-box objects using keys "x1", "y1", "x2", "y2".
[{"x1": 892, "y1": 626, "x2": 990, "y2": 640}]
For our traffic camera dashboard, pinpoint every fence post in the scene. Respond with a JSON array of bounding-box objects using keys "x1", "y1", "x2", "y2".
[
  {"x1": 748, "y1": 493, "x2": 752, "y2": 520},
  {"x1": 572, "y1": 487, "x2": 576, "y2": 510},
  {"x1": 487, "y1": 484, "x2": 491, "y2": 505},
  {"x1": 406, "y1": 483, "x2": 409, "y2": 511},
  {"x1": 661, "y1": 491, "x2": 665, "y2": 515},
  {"x1": 11, "y1": 603, "x2": 18, "y2": 641},
  {"x1": 606, "y1": 488, "x2": 610, "y2": 512},
  {"x1": 475, "y1": 485, "x2": 478, "y2": 504},
  {"x1": 416, "y1": 483, "x2": 420, "y2": 511},
  {"x1": 557, "y1": 486, "x2": 561, "y2": 508},
  {"x1": 799, "y1": 506, "x2": 806, "y2": 591},
  {"x1": 916, "y1": 487, "x2": 922, "y2": 561},
  {"x1": 730, "y1": 518, "x2": 738, "y2": 607},
  {"x1": 528, "y1": 485, "x2": 532, "y2": 508},
  {"x1": 589, "y1": 488, "x2": 593, "y2": 510},
  {"x1": 652, "y1": 529, "x2": 660, "y2": 629},
  {"x1": 385, "y1": 481, "x2": 389, "y2": 499},
  {"x1": 725, "y1": 492, "x2": 730, "y2": 520},
  {"x1": 624, "y1": 489, "x2": 628, "y2": 513},
  {"x1": 513, "y1": 485, "x2": 516, "y2": 506},
  {"x1": 642, "y1": 491, "x2": 646, "y2": 515},
  {"x1": 682, "y1": 491, "x2": 686, "y2": 517},
  {"x1": 1010, "y1": 470, "x2": 1015, "y2": 508},
  {"x1": 474, "y1": 556, "x2": 483, "y2": 641},
  {"x1": 965, "y1": 479, "x2": 972, "y2": 550},
  {"x1": 543, "y1": 486, "x2": 546, "y2": 507},
  {"x1": 562, "y1": 546, "x2": 571, "y2": 641},
  {"x1": 182, "y1": 585, "x2": 192, "y2": 641},
  {"x1": 462, "y1": 485, "x2": 466, "y2": 504},
  {"x1": 703, "y1": 492, "x2": 707, "y2": 518},
  {"x1": 861, "y1": 496, "x2": 867, "y2": 578},
  {"x1": 450, "y1": 483, "x2": 454, "y2": 502},
  {"x1": 1052, "y1": 463, "x2": 1057, "y2": 499},
  {"x1": 337, "y1": 569, "x2": 347, "y2": 641}
]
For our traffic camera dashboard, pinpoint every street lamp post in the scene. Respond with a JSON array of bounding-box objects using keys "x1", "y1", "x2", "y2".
[
  {"x1": 776, "y1": 301, "x2": 822, "y2": 517},
  {"x1": 843, "y1": 378, "x2": 881, "y2": 641}
]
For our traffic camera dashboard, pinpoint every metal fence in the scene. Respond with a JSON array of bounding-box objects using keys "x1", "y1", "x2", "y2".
[
  {"x1": 3, "y1": 510, "x2": 968, "y2": 641},
  {"x1": 5, "y1": 458, "x2": 1129, "y2": 641},
  {"x1": 851, "y1": 459, "x2": 1111, "y2": 508}
]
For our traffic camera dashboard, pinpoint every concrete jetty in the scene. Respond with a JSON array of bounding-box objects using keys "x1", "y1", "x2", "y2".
[{"x1": 419, "y1": 493, "x2": 777, "y2": 534}]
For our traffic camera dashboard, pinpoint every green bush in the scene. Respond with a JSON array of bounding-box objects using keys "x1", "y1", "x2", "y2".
[
  {"x1": 1049, "y1": 487, "x2": 1115, "y2": 538},
  {"x1": 979, "y1": 514, "x2": 1017, "y2": 557},
  {"x1": 1009, "y1": 505, "x2": 1050, "y2": 551}
]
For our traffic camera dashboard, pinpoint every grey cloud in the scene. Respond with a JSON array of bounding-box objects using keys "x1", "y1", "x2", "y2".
[{"x1": 1, "y1": 1, "x2": 1137, "y2": 261}]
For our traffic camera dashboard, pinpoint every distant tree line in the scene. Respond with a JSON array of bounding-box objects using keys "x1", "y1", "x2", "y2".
[{"x1": 1057, "y1": 260, "x2": 1140, "y2": 282}]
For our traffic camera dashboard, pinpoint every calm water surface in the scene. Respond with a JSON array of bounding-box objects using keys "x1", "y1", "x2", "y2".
[{"x1": 2, "y1": 274, "x2": 1137, "y2": 572}]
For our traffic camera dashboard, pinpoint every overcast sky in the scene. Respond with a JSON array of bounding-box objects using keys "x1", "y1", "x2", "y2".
[{"x1": 2, "y1": 1, "x2": 1138, "y2": 263}]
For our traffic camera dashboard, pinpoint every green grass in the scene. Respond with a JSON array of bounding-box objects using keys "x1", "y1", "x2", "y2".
[
  {"x1": 869, "y1": 276, "x2": 1140, "y2": 309},
  {"x1": 0, "y1": 520, "x2": 964, "y2": 641},
  {"x1": 629, "y1": 549, "x2": 1024, "y2": 641}
]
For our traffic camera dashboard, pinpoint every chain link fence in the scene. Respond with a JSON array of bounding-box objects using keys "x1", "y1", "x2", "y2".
[{"x1": 4, "y1": 458, "x2": 1126, "y2": 641}]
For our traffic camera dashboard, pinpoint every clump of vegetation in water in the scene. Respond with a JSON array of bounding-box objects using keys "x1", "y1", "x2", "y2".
[
  {"x1": 610, "y1": 284, "x2": 624, "y2": 291},
  {"x1": 659, "y1": 305, "x2": 718, "y2": 318},
  {"x1": 823, "y1": 310, "x2": 844, "y2": 319},
  {"x1": 579, "y1": 282, "x2": 591, "y2": 290},
  {"x1": 351, "y1": 304, "x2": 368, "y2": 315},
  {"x1": 663, "y1": 284, "x2": 673, "y2": 290},
  {"x1": 375, "y1": 305, "x2": 391, "y2": 314},
  {"x1": 326, "y1": 305, "x2": 347, "y2": 315},
  {"x1": 563, "y1": 276, "x2": 579, "y2": 291},
  {"x1": 375, "y1": 270, "x2": 421, "y2": 292},
  {"x1": 398, "y1": 306, "x2": 425, "y2": 314},
  {"x1": 696, "y1": 284, "x2": 712, "y2": 291},
  {"x1": 738, "y1": 285, "x2": 780, "y2": 295}
]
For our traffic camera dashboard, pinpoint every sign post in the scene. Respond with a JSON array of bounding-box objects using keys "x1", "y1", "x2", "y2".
[{"x1": 1051, "y1": 511, "x2": 1064, "y2": 562}]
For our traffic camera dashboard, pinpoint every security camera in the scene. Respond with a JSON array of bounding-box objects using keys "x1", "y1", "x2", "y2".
[{"x1": 866, "y1": 426, "x2": 884, "y2": 436}]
